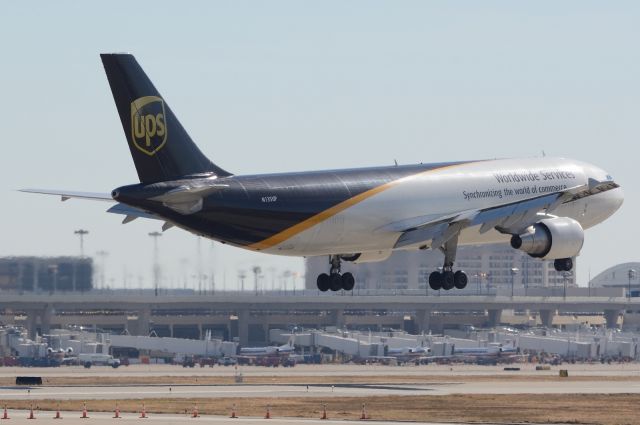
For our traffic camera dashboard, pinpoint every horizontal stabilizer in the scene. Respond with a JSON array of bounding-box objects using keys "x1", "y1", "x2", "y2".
[{"x1": 19, "y1": 188, "x2": 112, "y2": 202}]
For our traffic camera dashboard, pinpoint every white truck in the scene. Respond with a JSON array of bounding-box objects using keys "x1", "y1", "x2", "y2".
[{"x1": 77, "y1": 353, "x2": 120, "y2": 368}]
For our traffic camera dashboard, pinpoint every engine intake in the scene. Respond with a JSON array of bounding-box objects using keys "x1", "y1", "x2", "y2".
[{"x1": 510, "y1": 217, "x2": 584, "y2": 259}]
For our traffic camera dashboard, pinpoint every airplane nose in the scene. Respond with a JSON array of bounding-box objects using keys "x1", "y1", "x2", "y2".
[{"x1": 611, "y1": 186, "x2": 624, "y2": 211}]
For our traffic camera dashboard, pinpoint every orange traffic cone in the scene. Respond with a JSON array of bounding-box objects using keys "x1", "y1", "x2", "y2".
[
  {"x1": 360, "y1": 403, "x2": 367, "y2": 420},
  {"x1": 113, "y1": 403, "x2": 121, "y2": 419},
  {"x1": 81, "y1": 402, "x2": 89, "y2": 419},
  {"x1": 139, "y1": 403, "x2": 148, "y2": 418},
  {"x1": 264, "y1": 405, "x2": 271, "y2": 419},
  {"x1": 1, "y1": 405, "x2": 9, "y2": 420},
  {"x1": 191, "y1": 404, "x2": 200, "y2": 418},
  {"x1": 320, "y1": 404, "x2": 328, "y2": 420},
  {"x1": 53, "y1": 403, "x2": 62, "y2": 419},
  {"x1": 27, "y1": 405, "x2": 35, "y2": 420},
  {"x1": 230, "y1": 403, "x2": 237, "y2": 419}
]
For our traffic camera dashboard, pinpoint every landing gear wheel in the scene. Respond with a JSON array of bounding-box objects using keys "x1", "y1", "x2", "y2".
[
  {"x1": 317, "y1": 273, "x2": 330, "y2": 292},
  {"x1": 341, "y1": 272, "x2": 355, "y2": 291},
  {"x1": 554, "y1": 258, "x2": 573, "y2": 272},
  {"x1": 329, "y1": 273, "x2": 343, "y2": 291},
  {"x1": 428, "y1": 271, "x2": 443, "y2": 290},
  {"x1": 454, "y1": 270, "x2": 468, "y2": 289},
  {"x1": 442, "y1": 271, "x2": 455, "y2": 290}
]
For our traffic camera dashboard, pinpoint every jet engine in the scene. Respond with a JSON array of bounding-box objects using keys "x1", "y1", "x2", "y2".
[{"x1": 510, "y1": 217, "x2": 584, "y2": 259}]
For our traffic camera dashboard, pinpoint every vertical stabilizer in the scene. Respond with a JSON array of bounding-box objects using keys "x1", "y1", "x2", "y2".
[{"x1": 101, "y1": 53, "x2": 231, "y2": 183}]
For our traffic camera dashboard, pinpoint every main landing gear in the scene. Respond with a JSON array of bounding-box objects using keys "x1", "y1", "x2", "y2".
[
  {"x1": 428, "y1": 233, "x2": 468, "y2": 291},
  {"x1": 429, "y1": 269, "x2": 468, "y2": 291},
  {"x1": 553, "y1": 257, "x2": 573, "y2": 272},
  {"x1": 317, "y1": 255, "x2": 355, "y2": 292}
]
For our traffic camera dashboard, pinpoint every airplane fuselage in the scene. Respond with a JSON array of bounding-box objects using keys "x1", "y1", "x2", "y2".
[{"x1": 114, "y1": 157, "x2": 623, "y2": 259}]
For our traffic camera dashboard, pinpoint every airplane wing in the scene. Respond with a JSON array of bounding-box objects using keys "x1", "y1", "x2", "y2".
[
  {"x1": 19, "y1": 188, "x2": 113, "y2": 202},
  {"x1": 394, "y1": 180, "x2": 618, "y2": 249}
]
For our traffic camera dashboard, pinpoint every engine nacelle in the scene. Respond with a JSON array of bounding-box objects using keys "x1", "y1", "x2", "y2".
[{"x1": 510, "y1": 217, "x2": 584, "y2": 259}]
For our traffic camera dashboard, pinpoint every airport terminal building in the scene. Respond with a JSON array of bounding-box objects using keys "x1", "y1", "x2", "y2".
[{"x1": 0, "y1": 257, "x2": 93, "y2": 292}]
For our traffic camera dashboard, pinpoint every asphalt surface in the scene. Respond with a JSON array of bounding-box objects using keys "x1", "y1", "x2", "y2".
[
  {"x1": 1, "y1": 363, "x2": 639, "y2": 378},
  {"x1": 2, "y1": 377, "x2": 640, "y2": 401}
]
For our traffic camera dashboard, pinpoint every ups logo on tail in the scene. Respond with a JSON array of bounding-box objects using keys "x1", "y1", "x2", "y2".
[{"x1": 130, "y1": 96, "x2": 167, "y2": 156}]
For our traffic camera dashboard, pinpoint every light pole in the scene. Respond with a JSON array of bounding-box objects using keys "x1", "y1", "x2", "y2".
[
  {"x1": 95, "y1": 250, "x2": 109, "y2": 290},
  {"x1": 252, "y1": 266, "x2": 262, "y2": 296},
  {"x1": 510, "y1": 268, "x2": 519, "y2": 297},
  {"x1": 238, "y1": 271, "x2": 246, "y2": 292},
  {"x1": 628, "y1": 269, "x2": 636, "y2": 300},
  {"x1": 283, "y1": 270, "x2": 291, "y2": 295},
  {"x1": 73, "y1": 229, "x2": 89, "y2": 292},
  {"x1": 148, "y1": 231, "x2": 162, "y2": 296},
  {"x1": 561, "y1": 271, "x2": 572, "y2": 300},
  {"x1": 74, "y1": 229, "x2": 89, "y2": 257}
]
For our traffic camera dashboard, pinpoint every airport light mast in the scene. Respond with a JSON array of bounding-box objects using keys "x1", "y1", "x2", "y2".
[
  {"x1": 510, "y1": 268, "x2": 519, "y2": 298},
  {"x1": 148, "y1": 231, "x2": 162, "y2": 296},
  {"x1": 74, "y1": 229, "x2": 89, "y2": 257},
  {"x1": 95, "y1": 250, "x2": 109, "y2": 290},
  {"x1": 628, "y1": 269, "x2": 636, "y2": 300},
  {"x1": 73, "y1": 229, "x2": 89, "y2": 291},
  {"x1": 252, "y1": 266, "x2": 261, "y2": 296}
]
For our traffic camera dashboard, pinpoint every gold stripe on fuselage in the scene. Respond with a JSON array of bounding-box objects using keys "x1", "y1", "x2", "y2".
[{"x1": 248, "y1": 162, "x2": 470, "y2": 251}]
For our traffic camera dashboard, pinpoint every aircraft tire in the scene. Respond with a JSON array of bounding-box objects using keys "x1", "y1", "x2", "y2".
[
  {"x1": 329, "y1": 273, "x2": 343, "y2": 291},
  {"x1": 317, "y1": 273, "x2": 330, "y2": 291},
  {"x1": 428, "y1": 271, "x2": 442, "y2": 290},
  {"x1": 454, "y1": 271, "x2": 468, "y2": 289},
  {"x1": 442, "y1": 271, "x2": 455, "y2": 290},
  {"x1": 553, "y1": 258, "x2": 573, "y2": 272},
  {"x1": 341, "y1": 272, "x2": 355, "y2": 291}
]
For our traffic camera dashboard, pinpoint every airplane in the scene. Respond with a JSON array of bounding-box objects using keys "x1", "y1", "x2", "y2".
[
  {"x1": 452, "y1": 346, "x2": 501, "y2": 356},
  {"x1": 22, "y1": 54, "x2": 624, "y2": 293},
  {"x1": 387, "y1": 346, "x2": 430, "y2": 356},
  {"x1": 386, "y1": 345, "x2": 431, "y2": 363},
  {"x1": 239, "y1": 341, "x2": 295, "y2": 357},
  {"x1": 453, "y1": 341, "x2": 517, "y2": 357}
]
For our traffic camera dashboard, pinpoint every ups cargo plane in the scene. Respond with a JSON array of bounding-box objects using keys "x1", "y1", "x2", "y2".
[{"x1": 23, "y1": 54, "x2": 624, "y2": 292}]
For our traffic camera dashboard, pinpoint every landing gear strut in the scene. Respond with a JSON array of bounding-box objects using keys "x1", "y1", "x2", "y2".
[
  {"x1": 317, "y1": 255, "x2": 355, "y2": 292},
  {"x1": 427, "y1": 233, "x2": 468, "y2": 291}
]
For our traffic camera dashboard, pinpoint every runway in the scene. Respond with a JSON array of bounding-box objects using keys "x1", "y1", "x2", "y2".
[
  {"x1": 0, "y1": 383, "x2": 431, "y2": 400},
  {"x1": 1, "y1": 377, "x2": 639, "y2": 401}
]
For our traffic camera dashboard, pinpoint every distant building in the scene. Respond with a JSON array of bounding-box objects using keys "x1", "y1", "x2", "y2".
[
  {"x1": 305, "y1": 244, "x2": 576, "y2": 291},
  {"x1": 590, "y1": 262, "x2": 640, "y2": 292},
  {"x1": 0, "y1": 257, "x2": 93, "y2": 292}
]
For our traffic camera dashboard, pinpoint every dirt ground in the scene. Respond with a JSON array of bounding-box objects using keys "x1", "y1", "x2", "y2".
[{"x1": 4, "y1": 394, "x2": 640, "y2": 425}]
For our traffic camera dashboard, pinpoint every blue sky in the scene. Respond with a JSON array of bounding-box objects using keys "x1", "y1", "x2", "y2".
[{"x1": 1, "y1": 2, "x2": 638, "y2": 289}]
